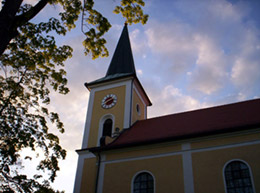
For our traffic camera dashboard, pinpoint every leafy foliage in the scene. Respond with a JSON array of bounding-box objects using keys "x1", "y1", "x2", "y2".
[
  {"x1": 0, "y1": 0, "x2": 148, "y2": 192},
  {"x1": 82, "y1": 0, "x2": 148, "y2": 59},
  {"x1": 0, "y1": 14, "x2": 71, "y2": 193},
  {"x1": 114, "y1": 0, "x2": 148, "y2": 25}
]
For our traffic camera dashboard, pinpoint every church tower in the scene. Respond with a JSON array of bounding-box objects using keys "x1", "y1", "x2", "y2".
[
  {"x1": 81, "y1": 24, "x2": 151, "y2": 149},
  {"x1": 74, "y1": 24, "x2": 151, "y2": 193}
]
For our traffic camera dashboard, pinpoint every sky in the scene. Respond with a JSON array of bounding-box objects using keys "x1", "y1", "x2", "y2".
[{"x1": 7, "y1": 0, "x2": 260, "y2": 192}]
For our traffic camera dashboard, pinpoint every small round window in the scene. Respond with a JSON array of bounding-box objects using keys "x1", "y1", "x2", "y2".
[{"x1": 136, "y1": 104, "x2": 141, "y2": 115}]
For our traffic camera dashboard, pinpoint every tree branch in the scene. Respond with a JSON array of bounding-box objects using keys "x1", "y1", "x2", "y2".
[{"x1": 14, "y1": 0, "x2": 49, "y2": 27}]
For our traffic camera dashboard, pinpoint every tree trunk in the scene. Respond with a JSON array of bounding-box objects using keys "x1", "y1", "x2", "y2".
[{"x1": 0, "y1": 0, "x2": 23, "y2": 55}]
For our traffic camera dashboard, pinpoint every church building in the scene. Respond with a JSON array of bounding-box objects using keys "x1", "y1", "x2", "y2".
[{"x1": 73, "y1": 24, "x2": 260, "y2": 193}]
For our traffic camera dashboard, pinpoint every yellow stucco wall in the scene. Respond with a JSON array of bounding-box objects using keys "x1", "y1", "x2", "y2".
[
  {"x1": 80, "y1": 157, "x2": 97, "y2": 193},
  {"x1": 102, "y1": 155, "x2": 184, "y2": 193},
  {"x1": 79, "y1": 130, "x2": 260, "y2": 193},
  {"x1": 87, "y1": 85, "x2": 126, "y2": 148},
  {"x1": 131, "y1": 88, "x2": 145, "y2": 124},
  {"x1": 192, "y1": 143, "x2": 260, "y2": 193},
  {"x1": 191, "y1": 130, "x2": 260, "y2": 149},
  {"x1": 102, "y1": 131, "x2": 260, "y2": 193},
  {"x1": 105, "y1": 142, "x2": 182, "y2": 161}
]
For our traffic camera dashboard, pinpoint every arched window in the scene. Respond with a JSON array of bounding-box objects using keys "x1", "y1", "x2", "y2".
[
  {"x1": 102, "y1": 118, "x2": 112, "y2": 137},
  {"x1": 133, "y1": 172, "x2": 154, "y2": 193},
  {"x1": 224, "y1": 161, "x2": 254, "y2": 193}
]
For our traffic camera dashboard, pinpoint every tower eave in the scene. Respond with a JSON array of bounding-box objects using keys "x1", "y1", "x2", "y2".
[
  {"x1": 85, "y1": 73, "x2": 152, "y2": 106},
  {"x1": 84, "y1": 72, "x2": 136, "y2": 91}
]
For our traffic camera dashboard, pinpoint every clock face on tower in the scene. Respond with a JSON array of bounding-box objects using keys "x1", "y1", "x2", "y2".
[{"x1": 101, "y1": 94, "x2": 117, "y2": 109}]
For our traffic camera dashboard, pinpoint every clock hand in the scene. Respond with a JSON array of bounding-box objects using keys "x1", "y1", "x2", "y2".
[{"x1": 105, "y1": 97, "x2": 114, "y2": 104}]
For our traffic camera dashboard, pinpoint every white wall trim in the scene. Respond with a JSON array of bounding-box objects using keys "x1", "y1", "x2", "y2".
[
  {"x1": 222, "y1": 159, "x2": 256, "y2": 193},
  {"x1": 88, "y1": 77, "x2": 133, "y2": 91},
  {"x1": 97, "y1": 154, "x2": 106, "y2": 193},
  {"x1": 182, "y1": 143, "x2": 191, "y2": 151},
  {"x1": 81, "y1": 91, "x2": 95, "y2": 149},
  {"x1": 181, "y1": 143, "x2": 195, "y2": 193},
  {"x1": 124, "y1": 79, "x2": 132, "y2": 128},
  {"x1": 73, "y1": 151, "x2": 96, "y2": 193},
  {"x1": 131, "y1": 170, "x2": 156, "y2": 193},
  {"x1": 103, "y1": 139, "x2": 260, "y2": 164}
]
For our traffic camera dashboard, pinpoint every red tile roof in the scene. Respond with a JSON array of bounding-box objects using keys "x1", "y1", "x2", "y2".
[{"x1": 90, "y1": 99, "x2": 260, "y2": 152}]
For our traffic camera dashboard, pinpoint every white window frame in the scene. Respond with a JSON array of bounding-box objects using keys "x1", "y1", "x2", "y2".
[
  {"x1": 223, "y1": 159, "x2": 256, "y2": 193},
  {"x1": 131, "y1": 170, "x2": 156, "y2": 193}
]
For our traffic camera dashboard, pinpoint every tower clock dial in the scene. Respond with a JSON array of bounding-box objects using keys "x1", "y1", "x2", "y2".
[{"x1": 101, "y1": 94, "x2": 117, "y2": 109}]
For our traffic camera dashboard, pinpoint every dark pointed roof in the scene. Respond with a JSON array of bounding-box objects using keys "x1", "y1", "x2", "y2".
[
  {"x1": 106, "y1": 23, "x2": 136, "y2": 76},
  {"x1": 85, "y1": 24, "x2": 137, "y2": 88}
]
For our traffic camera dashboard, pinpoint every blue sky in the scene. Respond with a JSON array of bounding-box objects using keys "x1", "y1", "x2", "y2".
[{"x1": 17, "y1": 0, "x2": 260, "y2": 192}]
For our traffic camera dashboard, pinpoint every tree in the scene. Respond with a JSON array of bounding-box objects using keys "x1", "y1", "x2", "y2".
[{"x1": 0, "y1": 0, "x2": 148, "y2": 192}]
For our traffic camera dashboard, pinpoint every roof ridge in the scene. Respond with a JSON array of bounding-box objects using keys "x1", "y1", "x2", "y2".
[{"x1": 146, "y1": 98, "x2": 260, "y2": 121}]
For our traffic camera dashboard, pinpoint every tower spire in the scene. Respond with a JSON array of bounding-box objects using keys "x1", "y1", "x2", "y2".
[{"x1": 106, "y1": 24, "x2": 136, "y2": 76}]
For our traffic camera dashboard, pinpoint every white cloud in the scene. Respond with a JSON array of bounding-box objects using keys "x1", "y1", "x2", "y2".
[
  {"x1": 231, "y1": 29, "x2": 260, "y2": 90},
  {"x1": 148, "y1": 85, "x2": 209, "y2": 118},
  {"x1": 24, "y1": 0, "x2": 37, "y2": 5},
  {"x1": 130, "y1": 29, "x2": 148, "y2": 56},
  {"x1": 144, "y1": 0, "x2": 260, "y2": 97},
  {"x1": 145, "y1": 21, "x2": 196, "y2": 72},
  {"x1": 145, "y1": 22, "x2": 229, "y2": 95},
  {"x1": 190, "y1": 35, "x2": 229, "y2": 94},
  {"x1": 137, "y1": 69, "x2": 143, "y2": 75},
  {"x1": 208, "y1": 0, "x2": 243, "y2": 22},
  {"x1": 231, "y1": 58, "x2": 260, "y2": 88},
  {"x1": 237, "y1": 92, "x2": 247, "y2": 101}
]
